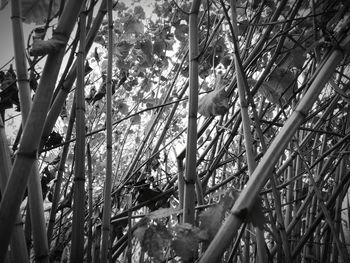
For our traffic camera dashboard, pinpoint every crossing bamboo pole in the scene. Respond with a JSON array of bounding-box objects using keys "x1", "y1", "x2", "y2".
[
  {"x1": 199, "y1": 30, "x2": 350, "y2": 263},
  {"x1": 11, "y1": 0, "x2": 49, "y2": 261},
  {"x1": 226, "y1": 0, "x2": 268, "y2": 261},
  {"x1": 0, "y1": 0, "x2": 85, "y2": 261}
]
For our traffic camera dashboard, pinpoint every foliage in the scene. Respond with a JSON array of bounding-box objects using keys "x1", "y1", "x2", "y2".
[{"x1": 1, "y1": 0, "x2": 350, "y2": 262}]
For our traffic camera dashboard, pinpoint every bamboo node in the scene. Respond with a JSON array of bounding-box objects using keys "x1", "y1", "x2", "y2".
[
  {"x1": 16, "y1": 78, "x2": 30, "y2": 82},
  {"x1": 10, "y1": 15, "x2": 23, "y2": 20},
  {"x1": 184, "y1": 178, "x2": 196, "y2": 185}
]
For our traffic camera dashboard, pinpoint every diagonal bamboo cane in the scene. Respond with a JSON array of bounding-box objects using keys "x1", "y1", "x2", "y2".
[
  {"x1": 199, "y1": 27, "x2": 350, "y2": 263},
  {"x1": 0, "y1": 0, "x2": 85, "y2": 261},
  {"x1": 225, "y1": 0, "x2": 268, "y2": 261}
]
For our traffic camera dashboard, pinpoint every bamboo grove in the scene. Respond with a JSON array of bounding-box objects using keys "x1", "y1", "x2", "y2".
[{"x1": 0, "y1": 0, "x2": 350, "y2": 262}]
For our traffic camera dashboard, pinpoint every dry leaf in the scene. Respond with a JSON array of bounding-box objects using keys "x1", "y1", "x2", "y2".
[
  {"x1": 171, "y1": 223, "x2": 199, "y2": 261},
  {"x1": 30, "y1": 38, "x2": 65, "y2": 56},
  {"x1": 141, "y1": 223, "x2": 171, "y2": 262},
  {"x1": 148, "y1": 207, "x2": 182, "y2": 219},
  {"x1": 198, "y1": 189, "x2": 239, "y2": 240},
  {"x1": 259, "y1": 67, "x2": 296, "y2": 105},
  {"x1": 280, "y1": 47, "x2": 306, "y2": 70},
  {"x1": 198, "y1": 88, "x2": 229, "y2": 117},
  {"x1": 247, "y1": 197, "x2": 266, "y2": 230}
]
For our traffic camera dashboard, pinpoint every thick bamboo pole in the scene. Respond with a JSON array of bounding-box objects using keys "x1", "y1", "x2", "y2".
[
  {"x1": 0, "y1": 117, "x2": 28, "y2": 263},
  {"x1": 199, "y1": 31, "x2": 350, "y2": 263},
  {"x1": 27, "y1": 163, "x2": 49, "y2": 263},
  {"x1": 70, "y1": 10, "x2": 87, "y2": 262},
  {"x1": 183, "y1": 0, "x2": 201, "y2": 224},
  {"x1": 11, "y1": 0, "x2": 50, "y2": 261},
  {"x1": 100, "y1": 0, "x2": 114, "y2": 261},
  {"x1": 0, "y1": 0, "x2": 85, "y2": 261}
]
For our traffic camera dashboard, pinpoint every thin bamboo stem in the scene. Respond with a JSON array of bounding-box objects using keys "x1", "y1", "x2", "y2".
[
  {"x1": 39, "y1": 0, "x2": 107, "y2": 153},
  {"x1": 298, "y1": 149, "x2": 350, "y2": 263},
  {"x1": 199, "y1": 29, "x2": 350, "y2": 263},
  {"x1": 100, "y1": 0, "x2": 114, "y2": 260},
  {"x1": 87, "y1": 143, "x2": 93, "y2": 263},
  {"x1": 227, "y1": 1, "x2": 267, "y2": 260},
  {"x1": 46, "y1": 94, "x2": 76, "y2": 244}
]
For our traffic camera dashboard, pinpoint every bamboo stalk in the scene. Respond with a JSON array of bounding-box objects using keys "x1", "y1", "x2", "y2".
[
  {"x1": 70, "y1": 9, "x2": 87, "y2": 262},
  {"x1": 0, "y1": 1, "x2": 85, "y2": 259},
  {"x1": 298, "y1": 148, "x2": 350, "y2": 263},
  {"x1": 87, "y1": 143, "x2": 93, "y2": 263},
  {"x1": 183, "y1": 0, "x2": 201, "y2": 225},
  {"x1": 46, "y1": 94, "x2": 76, "y2": 244},
  {"x1": 291, "y1": 170, "x2": 350, "y2": 259},
  {"x1": 11, "y1": 0, "x2": 50, "y2": 261},
  {"x1": 100, "y1": 0, "x2": 114, "y2": 260},
  {"x1": 27, "y1": 163, "x2": 49, "y2": 263},
  {"x1": 39, "y1": 0, "x2": 107, "y2": 153},
  {"x1": 0, "y1": 117, "x2": 28, "y2": 263},
  {"x1": 226, "y1": 1, "x2": 268, "y2": 260},
  {"x1": 199, "y1": 28, "x2": 350, "y2": 263}
]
